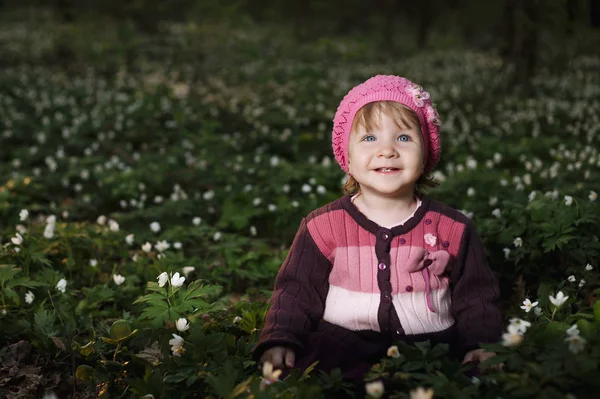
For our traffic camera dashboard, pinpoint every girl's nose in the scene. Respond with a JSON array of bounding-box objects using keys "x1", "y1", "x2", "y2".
[{"x1": 378, "y1": 143, "x2": 398, "y2": 158}]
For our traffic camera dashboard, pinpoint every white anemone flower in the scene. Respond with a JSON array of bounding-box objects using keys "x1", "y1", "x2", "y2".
[
  {"x1": 154, "y1": 240, "x2": 170, "y2": 253},
  {"x1": 176, "y1": 318, "x2": 190, "y2": 332},
  {"x1": 509, "y1": 318, "x2": 531, "y2": 334},
  {"x1": 565, "y1": 334, "x2": 586, "y2": 354},
  {"x1": 11, "y1": 233, "x2": 23, "y2": 246},
  {"x1": 113, "y1": 274, "x2": 125, "y2": 285},
  {"x1": 25, "y1": 291, "x2": 35, "y2": 304},
  {"x1": 56, "y1": 278, "x2": 67, "y2": 293},
  {"x1": 171, "y1": 272, "x2": 185, "y2": 288},
  {"x1": 150, "y1": 222, "x2": 161, "y2": 233},
  {"x1": 585, "y1": 263, "x2": 594, "y2": 271},
  {"x1": 157, "y1": 272, "x2": 168, "y2": 287},
  {"x1": 513, "y1": 237, "x2": 523, "y2": 247},
  {"x1": 364, "y1": 380, "x2": 384, "y2": 398},
  {"x1": 169, "y1": 334, "x2": 185, "y2": 356},
  {"x1": 182, "y1": 266, "x2": 195, "y2": 277},
  {"x1": 126, "y1": 234, "x2": 134, "y2": 245},
  {"x1": 410, "y1": 387, "x2": 434, "y2": 399},
  {"x1": 520, "y1": 298, "x2": 538, "y2": 312},
  {"x1": 549, "y1": 291, "x2": 569, "y2": 307},
  {"x1": 142, "y1": 242, "x2": 152, "y2": 253},
  {"x1": 19, "y1": 209, "x2": 29, "y2": 221},
  {"x1": 108, "y1": 219, "x2": 119, "y2": 232},
  {"x1": 386, "y1": 345, "x2": 400, "y2": 358}
]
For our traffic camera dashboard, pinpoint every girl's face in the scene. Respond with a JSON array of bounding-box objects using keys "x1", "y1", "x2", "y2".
[{"x1": 347, "y1": 110, "x2": 424, "y2": 199}]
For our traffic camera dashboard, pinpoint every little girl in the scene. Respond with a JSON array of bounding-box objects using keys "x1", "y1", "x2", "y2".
[{"x1": 252, "y1": 75, "x2": 502, "y2": 384}]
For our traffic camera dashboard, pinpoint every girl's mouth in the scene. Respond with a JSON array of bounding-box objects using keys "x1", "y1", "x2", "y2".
[{"x1": 375, "y1": 168, "x2": 399, "y2": 173}]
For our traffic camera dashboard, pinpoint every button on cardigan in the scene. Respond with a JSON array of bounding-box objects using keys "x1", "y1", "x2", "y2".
[{"x1": 253, "y1": 194, "x2": 502, "y2": 362}]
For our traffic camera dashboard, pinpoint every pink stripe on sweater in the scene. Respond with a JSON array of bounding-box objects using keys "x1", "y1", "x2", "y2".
[{"x1": 329, "y1": 246, "x2": 452, "y2": 294}]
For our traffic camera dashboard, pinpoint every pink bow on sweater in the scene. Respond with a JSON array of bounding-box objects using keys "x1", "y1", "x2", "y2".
[{"x1": 405, "y1": 250, "x2": 451, "y2": 313}]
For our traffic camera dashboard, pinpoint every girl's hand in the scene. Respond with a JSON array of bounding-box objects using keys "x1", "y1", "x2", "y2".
[
  {"x1": 462, "y1": 349, "x2": 503, "y2": 372},
  {"x1": 260, "y1": 346, "x2": 296, "y2": 369}
]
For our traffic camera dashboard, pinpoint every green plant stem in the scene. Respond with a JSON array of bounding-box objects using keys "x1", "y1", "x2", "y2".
[
  {"x1": 113, "y1": 342, "x2": 121, "y2": 361},
  {"x1": 47, "y1": 289, "x2": 66, "y2": 326}
]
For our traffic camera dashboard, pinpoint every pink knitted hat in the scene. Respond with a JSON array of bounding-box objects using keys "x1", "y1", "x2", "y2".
[{"x1": 332, "y1": 75, "x2": 441, "y2": 175}]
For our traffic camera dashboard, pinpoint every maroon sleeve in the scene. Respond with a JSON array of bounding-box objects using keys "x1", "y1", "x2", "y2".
[
  {"x1": 450, "y1": 221, "x2": 502, "y2": 353},
  {"x1": 252, "y1": 218, "x2": 333, "y2": 361}
]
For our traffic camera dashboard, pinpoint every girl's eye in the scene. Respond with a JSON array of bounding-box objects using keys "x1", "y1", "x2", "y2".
[
  {"x1": 398, "y1": 134, "x2": 411, "y2": 142},
  {"x1": 363, "y1": 135, "x2": 376, "y2": 142}
]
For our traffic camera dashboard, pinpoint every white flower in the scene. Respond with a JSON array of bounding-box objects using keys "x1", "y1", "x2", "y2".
[
  {"x1": 213, "y1": 232, "x2": 222, "y2": 241},
  {"x1": 19, "y1": 209, "x2": 29, "y2": 221},
  {"x1": 155, "y1": 240, "x2": 170, "y2": 253},
  {"x1": 253, "y1": 197, "x2": 262, "y2": 206},
  {"x1": 509, "y1": 318, "x2": 531, "y2": 334},
  {"x1": 46, "y1": 215, "x2": 56, "y2": 225},
  {"x1": 173, "y1": 242, "x2": 182, "y2": 250},
  {"x1": 169, "y1": 334, "x2": 185, "y2": 356},
  {"x1": 386, "y1": 345, "x2": 400, "y2": 358},
  {"x1": 565, "y1": 334, "x2": 586, "y2": 354},
  {"x1": 250, "y1": 226, "x2": 257, "y2": 236},
  {"x1": 566, "y1": 324, "x2": 580, "y2": 337},
  {"x1": 90, "y1": 259, "x2": 98, "y2": 267},
  {"x1": 549, "y1": 291, "x2": 569, "y2": 307},
  {"x1": 564, "y1": 195, "x2": 573, "y2": 206},
  {"x1": 503, "y1": 248, "x2": 511, "y2": 259},
  {"x1": 113, "y1": 274, "x2": 125, "y2": 285},
  {"x1": 492, "y1": 208, "x2": 501, "y2": 218},
  {"x1": 589, "y1": 191, "x2": 597, "y2": 201},
  {"x1": 182, "y1": 266, "x2": 195, "y2": 277},
  {"x1": 96, "y1": 215, "x2": 107, "y2": 225},
  {"x1": 108, "y1": 219, "x2": 119, "y2": 232},
  {"x1": 142, "y1": 242, "x2": 152, "y2": 253},
  {"x1": 528, "y1": 191, "x2": 537, "y2": 202},
  {"x1": 316, "y1": 185, "x2": 326, "y2": 194},
  {"x1": 467, "y1": 187, "x2": 475, "y2": 197},
  {"x1": 502, "y1": 330, "x2": 523, "y2": 347},
  {"x1": 579, "y1": 279, "x2": 585, "y2": 288},
  {"x1": 192, "y1": 217, "x2": 202, "y2": 226},
  {"x1": 11, "y1": 233, "x2": 23, "y2": 246},
  {"x1": 176, "y1": 318, "x2": 190, "y2": 332},
  {"x1": 262, "y1": 361, "x2": 282, "y2": 382},
  {"x1": 126, "y1": 234, "x2": 135, "y2": 245},
  {"x1": 409, "y1": 387, "x2": 434, "y2": 399},
  {"x1": 520, "y1": 298, "x2": 538, "y2": 313},
  {"x1": 43, "y1": 224, "x2": 55, "y2": 239},
  {"x1": 233, "y1": 316, "x2": 242, "y2": 324},
  {"x1": 424, "y1": 233, "x2": 437, "y2": 247},
  {"x1": 157, "y1": 272, "x2": 168, "y2": 287},
  {"x1": 56, "y1": 278, "x2": 67, "y2": 293},
  {"x1": 585, "y1": 263, "x2": 594, "y2": 271},
  {"x1": 513, "y1": 237, "x2": 523, "y2": 247},
  {"x1": 365, "y1": 380, "x2": 385, "y2": 398},
  {"x1": 534, "y1": 307, "x2": 543, "y2": 316},
  {"x1": 150, "y1": 222, "x2": 161, "y2": 233},
  {"x1": 171, "y1": 272, "x2": 185, "y2": 288},
  {"x1": 568, "y1": 275, "x2": 576, "y2": 282},
  {"x1": 301, "y1": 184, "x2": 312, "y2": 193},
  {"x1": 25, "y1": 291, "x2": 34, "y2": 304},
  {"x1": 268, "y1": 204, "x2": 277, "y2": 212},
  {"x1": 16, "y1": 224, "x2": 27, "y2": 235}
]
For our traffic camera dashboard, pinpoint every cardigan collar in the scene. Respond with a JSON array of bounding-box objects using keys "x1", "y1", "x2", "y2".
[{"x1": 340, "y1": 194, "x2": 431, "y2": 237}]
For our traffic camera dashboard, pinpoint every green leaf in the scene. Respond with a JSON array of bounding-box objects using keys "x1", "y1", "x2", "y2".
[
  {"x1": 7, "y1": 277, "x2": 45, "y2": 289},
  {"x1": 0, "y1": 264, "x2": 20, "y2": 285}
]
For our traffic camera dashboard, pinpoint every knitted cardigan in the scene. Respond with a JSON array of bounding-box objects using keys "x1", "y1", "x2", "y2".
[{"x1": 253, "y1": 194, "x2": 502, "y2": 361}]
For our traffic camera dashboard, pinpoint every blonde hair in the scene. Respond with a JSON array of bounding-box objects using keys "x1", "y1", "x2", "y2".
[{"x1": 342, "y1": 101, "x2": 438, "y2": 196}]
